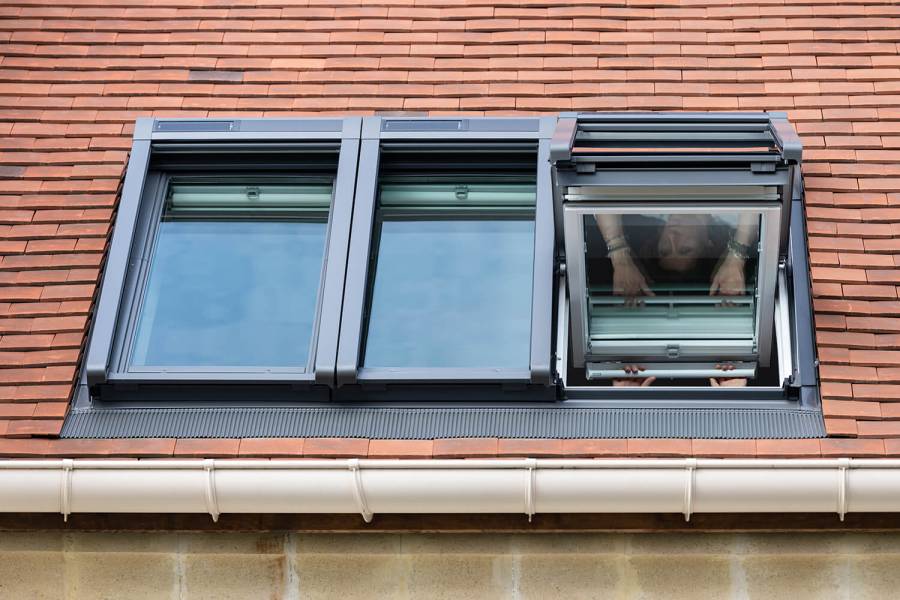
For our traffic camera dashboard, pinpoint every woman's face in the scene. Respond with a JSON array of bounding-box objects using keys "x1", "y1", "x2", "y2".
[{"x1": 657, "y1": 214, "x2": 712, "y2": 272}]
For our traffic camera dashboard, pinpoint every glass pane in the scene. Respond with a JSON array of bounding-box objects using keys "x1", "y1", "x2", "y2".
[
  {"x1": 584, "y1": 211, "x2": 761, "y2": 345},
  {"x1": 363, "y1": 182, "x2": 535, "y2": 369},
  {"x1": 130, "y1": 182, "x2": 330, "y2": 370},
  {"x1": 379, "y1": 183, "x2": 537, "y2": 208},
  {"x1": 168, "y1": 182, "x2": 332, "y2": 212}
]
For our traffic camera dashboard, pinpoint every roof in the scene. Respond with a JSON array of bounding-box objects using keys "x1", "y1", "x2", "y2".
[{"x1": 1, "y1": 0, "x2": 899, "y2": 459}]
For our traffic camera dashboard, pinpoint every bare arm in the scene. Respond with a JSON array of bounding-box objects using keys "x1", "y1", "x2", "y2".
[
  {"x1": 733, "y1": 212, "x2": 759, "y2": 247},
  {"x1": 594, "y1": 214, "x2": 626, "y2": 245},
  {"x1": 593, "y1": 215, "x2": 654, "y2": 299},
  {"x1": 710, "y1": 213, "x2": 758, "y2": 296}
]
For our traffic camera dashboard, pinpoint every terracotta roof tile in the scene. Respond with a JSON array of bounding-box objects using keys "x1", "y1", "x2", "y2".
[
  {"x1": 368, "y1": 440, "x2": 434, "y2": 459},
  {"x1": 433, "y1": 437, "x2": 500, "y2": 458},
  {"x1": 238, "y1": 438, "x2": 305, "y2": 457},
  {"x1": 1, "y1": 0, "x2": 900, "y2": 457}
]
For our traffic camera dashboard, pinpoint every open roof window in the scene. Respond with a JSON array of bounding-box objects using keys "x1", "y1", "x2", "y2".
[
  {"x1": 76, "y1": 113, "x2": 817, "y2": 425},
  {"x1": 552, "y1": 112, "x2": 808, "y2": 392},
  {"x1": 84, "y1": 118, "x2": 361, "y2": 389},
  {"x1": 335, "y1": 117, "x2": 556, "y2": 391},
  {"x1": 67, "y1": 114, "x2": 823, "y2": 439}
]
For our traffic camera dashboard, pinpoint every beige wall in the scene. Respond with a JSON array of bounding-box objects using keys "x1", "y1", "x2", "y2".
[{"x1": 1, "y1": 531, "x2": 899, "y2": 599}]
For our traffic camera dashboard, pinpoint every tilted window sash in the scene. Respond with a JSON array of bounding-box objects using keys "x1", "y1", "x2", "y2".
[
  {"x1": 563, "y1": 199, "x2": 783, "y2": 378},
  {"x1": 554, "y1": 112, "x2": 797, "y2": 382}
]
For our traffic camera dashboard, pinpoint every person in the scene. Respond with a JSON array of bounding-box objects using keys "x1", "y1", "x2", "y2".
[
  {"x1": 594, "y1": 212, "x2": 758, "y2": 301},
  {"x1": 593, "y1": 212, "x2": 758, "y2": 387},
  {"x1": 613, "y1": 364, "x2": 747, "y2": 387}
]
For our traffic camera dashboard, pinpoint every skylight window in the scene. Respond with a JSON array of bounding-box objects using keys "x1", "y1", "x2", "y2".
[
  {"x1": 553, "y1": 113, "x2": 806, "y2": 393},
  {"x1": 79, "y1": 113, "x2": 816, "y2": 427},
  {"x1": 335, "y1": 118, "x2": 556, "y2": 391}
]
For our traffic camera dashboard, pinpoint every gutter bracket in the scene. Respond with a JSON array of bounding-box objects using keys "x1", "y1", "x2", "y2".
[
  {"x1": 60, "y1": 459, "x2": 73, "y2": 522},
  {"x1": 683, "y1": 458, "x2": 697, "y2": 522},
  {"x1": 524, "y1": 458, "x2": 537, "y2": 522},
  {"x1": 837, "y1": 457, "x2": 851, "y2": 522},
  {"x1": 348, "y1": 459, "x2": 373, "y2": 523},
  {"x1": 203, "y1": 459, "x2": 220, "y2": 523}
]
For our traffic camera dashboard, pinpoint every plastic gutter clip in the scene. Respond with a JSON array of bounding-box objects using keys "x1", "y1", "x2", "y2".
[
  {"x1": 59, "y1": 458, "x2": 73, "y2": 523},
  {"x1": 837, "y1": 457, "x2": 850, "y2": 522},
  {"x1": 524, "y1": 458, "x2": 537, "y2": 522},
  {"x1": 203, "y1": 459, "x2": 220, "y2": 523},
  {"x1": 683, "y1": 458, "x2": 697, "y2": 522},
  {"x1": 348, "y1": 458, "x2": 373, "y2": 523}
]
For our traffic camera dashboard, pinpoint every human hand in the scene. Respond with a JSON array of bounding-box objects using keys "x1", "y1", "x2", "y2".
[
  {"x1": 613, "y1": 365, "x2": 656, "y2": 387},
  {"x1": 611, "y1": 253, "x2": 654, "y2": 305},
  {"x1": 709, "y1": 363, "x2": 748, "y2": 387},
  {"x1": 709, "y1": 255, "x2": 746, "y2": 297}
]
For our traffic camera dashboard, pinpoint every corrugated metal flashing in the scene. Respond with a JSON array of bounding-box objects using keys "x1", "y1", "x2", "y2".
[{"x1": 61, "y1": 407, "x2": 825, "y2": 440}]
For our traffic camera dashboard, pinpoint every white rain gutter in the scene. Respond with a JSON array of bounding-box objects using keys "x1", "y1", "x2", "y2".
[{"x1": 1, "y1": 458, "x2": 898, "y2": 523}]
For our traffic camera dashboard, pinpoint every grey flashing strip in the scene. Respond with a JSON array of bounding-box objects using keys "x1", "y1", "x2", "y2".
[
  {"x1": 84, "y1": 138, "x2": 151, "y2": 386},
  {"x1": 61, "y1": 406, "x2": 825, "y2": 440}
]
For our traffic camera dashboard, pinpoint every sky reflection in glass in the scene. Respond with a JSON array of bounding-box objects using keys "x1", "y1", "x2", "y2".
[
  {"x1": 131, "y1": 220, "x2": 326, "y2": 369},
  {"x1": 364, "y1": 219, "x2": 534, "y2": 369}
]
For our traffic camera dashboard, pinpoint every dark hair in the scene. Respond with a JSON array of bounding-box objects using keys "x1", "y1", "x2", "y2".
[{"x1": 632, "y1": 216, "x2": 730, "y2": 284}]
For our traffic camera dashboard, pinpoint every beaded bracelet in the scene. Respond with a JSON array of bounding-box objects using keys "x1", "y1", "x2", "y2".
[
  {"x1": 727, "y1": 238, "x2": 751, "y2": 261},
  {"x1": 607, "y1": 244, "x2": 631, "y2": 257},
  {"x1": 606, "y1": 235, "x2": 630, "y2": 255}
]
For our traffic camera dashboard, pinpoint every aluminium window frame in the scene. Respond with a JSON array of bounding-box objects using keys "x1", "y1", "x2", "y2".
[
  {"x1": 74, "y1": 113, "x2": 818, "y2": 416},
  {"x1": 551, "y1": 111, "x2": 815, "y2": 404},
  {"x1": 335, "y1": 116, "x2": 557, "y2": 387},
  {"x1": 84, "y1": 117, "x2": 362, "y2": 388},
  {"x1": 64, "y1": 113, "x2": 822, "y2": 441},
  {"x1": 563, "y1": 201, "x2": 783, "y2": 369}
]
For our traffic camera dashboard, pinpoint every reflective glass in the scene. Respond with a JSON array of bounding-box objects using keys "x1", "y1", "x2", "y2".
[
  {"x1": 584, "y1": 211, "x2": 761, "y2": 344},
  {"x1": 363, "y1": 184, "x2": 535, "y2": 369},
  {"x1": 130, "y1": 181, "x2": 330, "y2": 369}
]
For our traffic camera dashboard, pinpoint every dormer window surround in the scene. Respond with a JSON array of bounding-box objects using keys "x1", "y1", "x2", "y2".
[{"x1": 68, "y1": 114, "x2": 820, "y2": 440}]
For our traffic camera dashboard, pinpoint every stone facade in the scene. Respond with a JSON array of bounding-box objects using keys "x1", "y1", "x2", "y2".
[{"x1": 1, "y1": 531, "x2": 899, "y2": 599}]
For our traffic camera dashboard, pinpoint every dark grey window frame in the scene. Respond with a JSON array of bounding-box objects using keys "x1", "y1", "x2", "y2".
[
  {"x1": 551, "y1": 112, "x2": 817, "y2": 409},
  {"x1": 84, "y1": 117, "x2": 362, "y2": 388},
  {"x1": 335, "y1": 116, "x2": 557, "y2": 388},
  {"x1": 66, "y1": 113, "x2": 821, "y2": 440}
]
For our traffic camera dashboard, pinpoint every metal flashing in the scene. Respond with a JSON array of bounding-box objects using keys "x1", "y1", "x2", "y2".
[
  {"x1": 84, "y1": 138, "x2": 152, "y2": 386},
  {"x1": 61, "y1": 406, "x2": 825, "y2": 440}
]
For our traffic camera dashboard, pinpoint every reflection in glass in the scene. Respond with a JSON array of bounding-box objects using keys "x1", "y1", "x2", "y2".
[
  {"x1": 130, "y1": 181, "x2": 330, "y2": 369},
  {"x1": 584, "y1": 212, "x2": 761, "y2": 343},
  {"x1": 363, "y1": 183, "x2": 535, "y2": 369}
]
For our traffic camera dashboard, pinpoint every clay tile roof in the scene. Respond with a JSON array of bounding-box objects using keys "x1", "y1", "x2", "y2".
[{"x1": 2, "y1": 0, "x2": 900, "y2": 459}]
